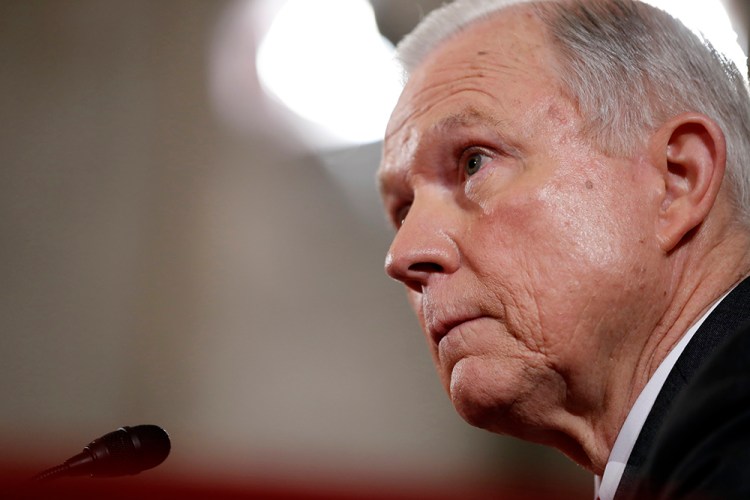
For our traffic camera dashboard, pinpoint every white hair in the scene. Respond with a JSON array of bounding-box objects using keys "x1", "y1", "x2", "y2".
[
  {"x1": 396, "y1": 0, "x2": 538, "y2": 74},
  {"x1": 396, "y1": 0, "x2": 750, "y2": 227}
]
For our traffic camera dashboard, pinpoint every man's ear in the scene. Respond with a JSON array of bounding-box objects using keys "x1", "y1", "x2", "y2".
[{"x1": 650, "y1": 113, "x2": 727, "y2": 252}]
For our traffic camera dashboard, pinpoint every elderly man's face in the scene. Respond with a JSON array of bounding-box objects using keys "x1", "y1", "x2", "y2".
[{"x1": 378, "y1": 8, "x2": 670, "y2": 444}]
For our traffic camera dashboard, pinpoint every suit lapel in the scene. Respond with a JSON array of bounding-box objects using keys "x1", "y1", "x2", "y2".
[{"x1": 615, "y1": 276, "x2": 750, "y2": 499}]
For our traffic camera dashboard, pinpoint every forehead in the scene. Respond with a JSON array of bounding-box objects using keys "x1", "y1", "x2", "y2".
[{"x1": 378, "y1": 6, "x2": 561, "y2": 186}]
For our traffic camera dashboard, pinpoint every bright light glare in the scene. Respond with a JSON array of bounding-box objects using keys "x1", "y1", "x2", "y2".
[
  {"x1": 642, "y1": 0, "x2": 747, "y2": 76},
  {"x1": 256, "y1": 0, "x2": 403, "y2": 146}
]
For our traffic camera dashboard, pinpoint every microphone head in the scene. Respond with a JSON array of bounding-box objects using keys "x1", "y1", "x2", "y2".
[{"x1": 84, "y1": 424, "x2": 171, "y2": 477}]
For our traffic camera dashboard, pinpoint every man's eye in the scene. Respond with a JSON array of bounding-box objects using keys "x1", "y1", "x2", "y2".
[{"x1": 464, "y1": 152, "x2": 488, "y2": 176}]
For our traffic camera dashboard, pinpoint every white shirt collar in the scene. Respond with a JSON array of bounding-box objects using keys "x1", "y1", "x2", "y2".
[{"x1": 594, "y1": 290, "x2": 731, "y2": 500}]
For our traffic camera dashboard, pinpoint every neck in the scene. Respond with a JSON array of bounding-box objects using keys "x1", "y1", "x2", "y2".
[{"x1": 565, "y1": 221, "x2": 750, "y2": 474}]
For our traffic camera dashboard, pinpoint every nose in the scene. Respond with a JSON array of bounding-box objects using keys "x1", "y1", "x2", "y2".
[{"x1": 384, "y1": 196, "x2": 460, "y2": 292}]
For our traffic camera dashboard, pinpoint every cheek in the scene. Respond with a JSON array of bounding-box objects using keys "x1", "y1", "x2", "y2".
[
  {"x1": 534, "y1": 181, "x2": 662, "y2": 358},
  {"x1": 527, "y1": 163, "x2": 655, "y2": 277},
  {"x1": 464, "y1": 168, "x2": 658, "y2": 353},
  {"x1": 462, "y1": 197, "x2": 562, "y2": 351}
]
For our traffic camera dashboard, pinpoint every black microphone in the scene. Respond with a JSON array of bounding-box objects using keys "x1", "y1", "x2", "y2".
[{"x1": 31, "y1": 425, "x2": 171, "y2": 481}]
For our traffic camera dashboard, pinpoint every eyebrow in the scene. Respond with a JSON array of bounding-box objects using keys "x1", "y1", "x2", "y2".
[
  {"x1": 434, "y1": 106, "x2": 504, "y2": 132},
  {"x1": 377, "y1": 105, "x2": 512, "y2": 196}
]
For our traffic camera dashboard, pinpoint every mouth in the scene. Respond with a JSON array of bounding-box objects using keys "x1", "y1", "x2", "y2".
[{"x1": 427, "y1": 314, "x2": 482, "y2": 345}]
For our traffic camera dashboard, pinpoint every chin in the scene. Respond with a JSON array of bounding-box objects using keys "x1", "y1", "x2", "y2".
[
  {"x1": 452, "y1": 395, "x2": 511, "y2": 432},
  {"x1": 447, "y1": 358, "x2": 573, "y2": 453},
  {"x1": 447, "y1": 358, "x2": 518, "y2": 432}
]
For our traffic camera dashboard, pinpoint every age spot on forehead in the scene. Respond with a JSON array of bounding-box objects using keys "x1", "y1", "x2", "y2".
[{"x1": 546, "y1": 103, "x2": 569, "y2": 125}]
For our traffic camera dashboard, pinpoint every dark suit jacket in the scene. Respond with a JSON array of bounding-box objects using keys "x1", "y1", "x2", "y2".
[{"x1": 616, "y1": 276, "x2": 750, "y2": 499}]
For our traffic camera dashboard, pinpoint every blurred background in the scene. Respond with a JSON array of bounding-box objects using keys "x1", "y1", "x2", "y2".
[{"x1": 0, "y1": 0, "x2": 747, "y2": 497}]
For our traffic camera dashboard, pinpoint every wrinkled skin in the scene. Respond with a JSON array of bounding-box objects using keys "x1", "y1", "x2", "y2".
[{"x1": 377, "y1": 8, "x2": 675, "y2": 469}]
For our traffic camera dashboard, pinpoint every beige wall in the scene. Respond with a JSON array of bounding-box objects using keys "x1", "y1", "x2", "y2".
[{"x1": 0, "y1": 0, "x2": 588, "y2": 491}]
